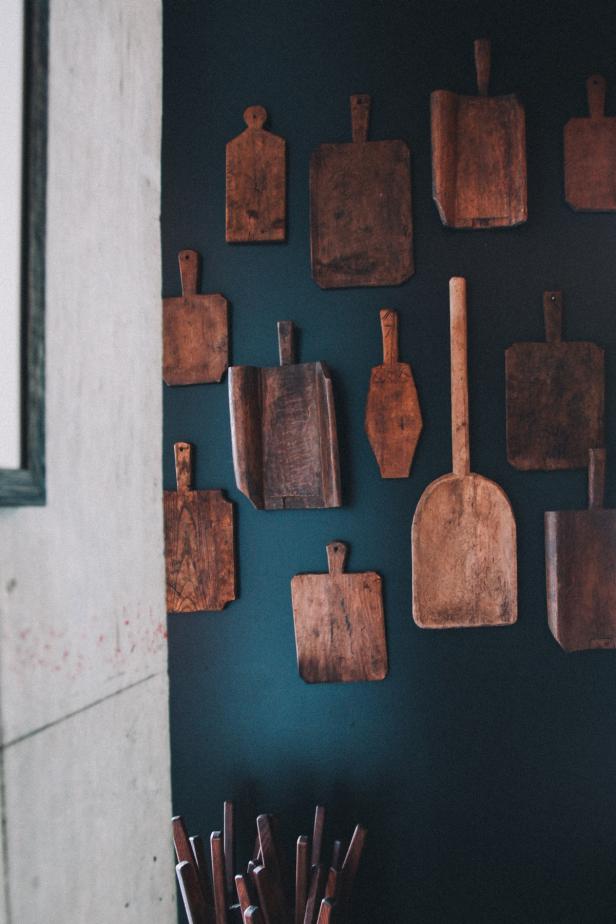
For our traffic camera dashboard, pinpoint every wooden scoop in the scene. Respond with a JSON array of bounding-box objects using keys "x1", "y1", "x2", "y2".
[
  {"x1": 412, "y1": 278, "x2": 517, "y2": 628},
  {"x1": 565, "y1": 76, "x2": 616, "y2": 211}
]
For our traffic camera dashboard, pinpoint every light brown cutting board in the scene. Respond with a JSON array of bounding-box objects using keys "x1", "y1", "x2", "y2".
[{"x1": 565, "y1": 76, "x2": 616, "y2": 211}]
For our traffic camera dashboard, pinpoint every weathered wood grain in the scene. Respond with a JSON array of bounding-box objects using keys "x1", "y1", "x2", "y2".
[
  {"x1": 177, "y1": 860, "x2": 209, "y2": 924},
  {"x1": 545, "y1": 448, "x2": 616, "y2": 651},
  {"x1": 291, "y1": 542, "x2": 388, "y2": 683},
  {"x1": 164, "y1": 442, "x2": 236, "y2": 613},
  {"x1": 310, "y1": 94, "x2": 413, "y2": 288},
  {"x1": 163, "y1": 249, "x2": 229, "y2": 385},
  {"x1": 412, "y1": 277, "x2": 517, "y2": 628},
  {"x1": 506, "y1": 291, "x2": 604, "y2": 470},
  {"x1": 226, "y1": 105, "x2": 286, "y2": 241},
  {"x1": 228, "y1": 322, "x2": 341, "y2": 510},
  {"x1": 336, "y1": 825, "x2": 366, "y2": 918},
  {"x1": 210, "y1": 832, "x2": 228, "y2": 924},
  {"x1": 295, "y1": 836, "x2": 309, "y2": 924},
  {"x1": 565, "y1": 75, "x2": 616, "y2": 211},
  {"x1": 431, "y1": 38, "x2": 527, "y2": 228},
  {"x1": 303, "y1": 865, "x2": 327, "y2": 924},
  {"x1": 316, "y1": 899, "x2": 334, "y2": 924},
  {"x1": 365, "y1": 309, "x2": 422, "y2": 478}
]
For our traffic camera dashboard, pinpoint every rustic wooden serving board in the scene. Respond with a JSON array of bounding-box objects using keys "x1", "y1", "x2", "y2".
[
  {"x1": 164, "y1": 442, "x2": 236, "y2": 613},
  {"x1": 506, "y1": 291, "x2": 604, "y2": 470},
  {"x1": 163, "y1": 250, "x2": 229, "y2": 385},
  {"x1": 226, "y1": 105, "x2": 286, "y2": 241},
  {"x1": 310, "y1": 94, "x2": 413, "y2": 288},
  {"x1": 431, "y1": 39, "x2": 527, "y2": 228},
  {"x1": 412, "y1": 278, "x2": 517, "y2": 628},
  {"x1": 228, "y1": 322, "x2": 341, "y2": 510},
  {"x1": 291, "y1": 542, "x2": 387, "y2": 683},
  {"x1": 365, "y1": 309, "x2": 422, "y2": 478},
  {"x1": 546, "y1": 449, "x2": 616, "y2": 651},
  {"x1": 565, "y1": 76, "x2": 616, "y2": 211}
]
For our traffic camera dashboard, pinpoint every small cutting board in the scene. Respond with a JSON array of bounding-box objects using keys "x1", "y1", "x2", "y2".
[
  {"x1": 163, "y1": 250, "x2": 229, "y2": 385},
  {"x1": 310, "y1": 94, "x2": 413, "y2": 288},
  {"x1": 431, "y1": 38, "x2": 527, "y2": 228},
  {"x1": 291, "y1": 542, "x2": 387, "y2": 683},
  {"x1": 226, "y1": 105, "x2": 286, "y2": 241},
  {"x1": 365, "y1": 309, "x2": 422, "y2": 478},
  {"x1": 546, "y1": 448, "x2": 616, "y2": 651},
  {"x1": 164, "y1": 442, "x2": 236, "y2": 613},
  {"x1": 228, "y1": 322, "x2": 341, "y2": 509},
  {"x1": 565, "y1": 76, "x2": 616, "y2": 211},
  {"x1": 506, "y1": 290, "x2": 604, "y2": 470}
]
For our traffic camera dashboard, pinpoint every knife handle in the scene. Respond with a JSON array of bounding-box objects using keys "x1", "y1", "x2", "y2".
[
  {"x1": 178, "y1": 249, "x2": 198, "y2": 296},
  {"x1": 587, "y1": 75, "x2": 606, "y2": 119}
]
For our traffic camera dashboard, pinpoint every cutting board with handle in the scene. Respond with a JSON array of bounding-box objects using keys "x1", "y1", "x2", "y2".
[
  {"x1": 364, "y1": 309, "x2": 423, "y2": 478},
  {"x1": 228, "y1": 321, "x2": 341, "y2": 509},
  {"x1": 505, "y1": 290, "x2": 604, "y2": 470},
  {"x1": 310, "y1": 94, "x2": 413, "y2": 288},
  {"x1": 565, "y1": 76, "x2": 616, "y2": 211},
  {"x1": 412, "y1": 277, "x2": 517, "y2": 628},
  {"x1": 431, "y1": 38, "x2": 527, "y2": 228},
  {"x1": 163, "y1": 250, "x2": 229, "y2": 385},
  {"x1": 164, "y1": 442, "x2": 236, "y2": 613},
  {"x1": 546, "y1": 448, "x2": 616, "y2": 651},
  {"x1": 291, "y1": 541, "x2": 387, "y2": 683}
]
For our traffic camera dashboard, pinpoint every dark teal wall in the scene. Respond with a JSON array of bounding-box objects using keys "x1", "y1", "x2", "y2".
[{"x1": 163, "y1": 1, "x2": 616, "y2": 920}]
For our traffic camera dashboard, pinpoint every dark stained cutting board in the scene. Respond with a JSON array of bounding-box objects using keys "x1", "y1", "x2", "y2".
[
  {"x1": 565, "y1": 76, "x2": 616, "y2": 211},
  {"x1": 163, "y1": 250, "x2": 229, "y2": 385},
  {"x1": 291, "y1": 542, "x2": 387, "y2": 683},
  {"x1": 506, "y1": 291, "x2": 604, "y2": 470},
  {"x1": 364, "y1": 309, "x2": 422, "y2": 478},
  {"x1": 228, "y1": 322, "x2": 341, "y2": 510},
  {"x1": 226, "y1": 105, "x2": 286, "y2": 241},
  {"x1": 431, "y1": 38, "x2": 527, "y2": 228},
  {"x1": 309, "y1": 94, "x2": 413, "y2": 288},
  {"x1": 412, "y1": 277, "x2": 517, "y2": 628},
  {"x1": 164, "y1": 442, "x2": 236, "y2": 613},
  {"x1": 545, "y1": 448, "x2": 616, "y2": 651}
]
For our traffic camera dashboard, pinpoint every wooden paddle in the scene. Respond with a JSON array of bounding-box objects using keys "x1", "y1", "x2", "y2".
[
  {"x1": 291, "y1": 541, "x2": 388, "y2": 683},
  {"x1": 505, "y1": 291, "x2": 604, "y2": 470},
  {"x1": 164, "y1": 442, "x2": 236, "y2": 613},
  {"x1": 431, "y1": 38, "x2": 527, "y2": 228},
  {"x1": 226, "y1": 105, "x2": 286, "y2": 241},
  {"x1": 546, "y1": 448, "x2": 616, "y2": 651},
  {"x1": 565, "y1": 76, "x2": 616, "y2": 211},
  {"x1": 412, "y1": 278, "x2": 517, "y2": 628},
  {"x1": 163, "y1": 250, "x2": 229, "y2": 385},
  {"x1": 365, "y1": 309, "x2": 422, "y2": 478},
  {"x1": 310, "y1": 94, "x2": 413, "y2": 288}
]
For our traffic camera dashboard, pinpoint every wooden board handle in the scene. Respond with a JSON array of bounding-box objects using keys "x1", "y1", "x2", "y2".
[
  {"x1": 449, "y1": 277, "x2": 470, "y2": 477},
  {"x1": 178, "y1": 249, "x2": 198, "y2": 296},
  {"x1": 474, "y1": 38, "x2": 491, "y2": 96},
  {"x1": 543, "y1": 291, "x2": 563, "y2": 343},
  {"x1": 243, "y1": 104, "x2": 268, "y2": 130},
  {"x1": 380, "y1": 309, "x2": 399, "y2": 364},
  {"x1": 350, "y1": 94, "x2": 371, "y2": 143},
  {"x1": 589, "y1": 447, "x2": 606, "y2": 509},
  {"x1": 587, "y1": 75, "x2": 606, "y2": 118},
  {"x1": 326, "y1": 542, "x2": 347, "y2": 575},
  {"x1": 277, "y1": 320, "x2": 296, "y2": 365},
  {"x1": 174, "y1": 442, "x2": 193, "y2": 493}
]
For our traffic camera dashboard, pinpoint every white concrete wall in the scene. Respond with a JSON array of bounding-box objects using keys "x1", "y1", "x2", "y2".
[{"x1": 0, "y1": 2, "x2": 173, "y2": 921}]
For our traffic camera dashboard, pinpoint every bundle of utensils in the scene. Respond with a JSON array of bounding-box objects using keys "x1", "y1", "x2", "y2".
[{"x1": 172, "y1": 802, "x2": 367, "y2": 924}]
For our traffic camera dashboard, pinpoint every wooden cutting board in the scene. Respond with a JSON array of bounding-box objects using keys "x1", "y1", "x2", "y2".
[
  {"x1": 546, "y1": 448, "x2": 616, "y2": 651},
  {"x1": 506, "y1": 290, "x2": 604, "y2": 470},
  {"x1": 164, "y1": 442, "x2": 236, "y2": 613},
  {"x1": 226, "y1": 105, "x2": 286, "y2": 241},
  {"x1": 431, "y1": 39, "x2": 527, "y2": 228},
  {"x1": 309, "y1": 94, "x2": 413, "y2": 288},
  {"x1": 291, "y1": 542, "x2": 387, "y2": 683},
  {"x1": 364, "y1": 309, "x2": 422, "y2": 478},
  {"x1": 565, "y1": 76, "x2": 616, "y2": 211},
  {"x1": 412, "y1": 277, "x2": 517, "y2": 628},
  {"x1": 163, "y1": 250, "x2": 229, "y2": 385},
  {"x1": 228, "y1": 321, "x2": 341, "y2": 510}
]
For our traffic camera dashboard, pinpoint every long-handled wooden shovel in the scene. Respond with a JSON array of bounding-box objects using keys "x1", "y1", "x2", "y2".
[{"x1": 412, "y1": 277, "x2": 517, "y2": 628}]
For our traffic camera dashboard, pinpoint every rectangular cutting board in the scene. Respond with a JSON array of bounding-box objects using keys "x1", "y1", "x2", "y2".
[{"x1": 565, "y1": 76, "x2": 616, "y2": 211}]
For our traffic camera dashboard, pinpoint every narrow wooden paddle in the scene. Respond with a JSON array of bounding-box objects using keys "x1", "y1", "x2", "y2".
[{"x1": 565, "y1": 75, "x2": 616, "y2": 211}]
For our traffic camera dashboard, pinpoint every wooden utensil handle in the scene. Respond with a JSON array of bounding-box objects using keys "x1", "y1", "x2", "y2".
[
  {"x1": 543, "y1": 291, "x2": 563, "y2": 343},
  {"x1": 587, "y1": 75, "x2": 606, "y2": 118},
  {"x1": 380, "y1": 309, "x2": 399, "y2": 364},
  {"x1": 589, "y1": 447, "x2": 606, "y2": 509},
  {"x1": 174, "y1": 442, "x2": 193, "y2": 493},
  {"x1": 278, "y1": 320, "x2": 296, "y2": 365},
  {"x1": 350, "y1": 94, "x2": 371, "y2": 143},
  {"x1": 243, "y1": 104, "x2": 267, "y2": 129},
  {"x1": 449, "y1": 277, "x2": 470, "y2": 477},
  {"x1": 295, "y1": 836, "x2": 309, "y2": 924},
  {"x1": 179, "y1": 249, "x2": 199, "y2": 296},
  {"x1": 326, "y1": 542, "x2": 348, "y2": 575},
  {"x1": 474, "y1": 38, "x2": 491, "y2": 96}
]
